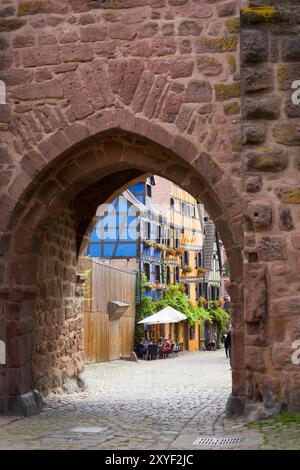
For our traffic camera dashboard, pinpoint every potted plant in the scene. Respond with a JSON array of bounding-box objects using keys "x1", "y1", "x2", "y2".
[
  {"x1": 155, "y1": 243, "x2": 165, "y2": 252},
  {"x1": 175, "y1": 247, "x2": 184, "y2": 256},
  {"x1": 154, "y1": 283, "x2": 166, "y2": 291},
  {"x1": 178, "y1": 283, "x2": 186, "y2": 294},
  {"x1": 165, "y1": 248, "x2": 176, "y2": 257},
  {"x1": 143, "y1": 239, "x2": 153, "y2": 248},
  {"x1": 199, "y1": 296, "x2": 208, "y2": 308},
  {"x1": 197, "y1": 267, "x2": 207, "y2": 276},
  {"x1": 182, "y1": 265, "x2": 193, "y2": 275}
]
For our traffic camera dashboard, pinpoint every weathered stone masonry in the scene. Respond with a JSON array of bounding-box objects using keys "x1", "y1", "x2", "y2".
[
  {"x1": 241, "y1": 1, "x2": 300, "y2": 417},
  {"x1": 34, "y1": 206, "x2": 84, "y2": 396},
  {"x1": 0, "y1": 0, "x2": 299, "y2": 416}
]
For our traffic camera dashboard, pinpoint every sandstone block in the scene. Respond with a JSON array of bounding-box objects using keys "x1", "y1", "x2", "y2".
[
  {"x1": 184, "y1": 80, "x2": 212, "y2": 103},
  {"x1": 242, "y1": 65, "x2": 273, "y2": 93},
  {"x1": 242, "y1": 122, "x2": 266, "y2": 144},
  {"x1": 257, "y1": 236, "x2": 287, "y2": 261},
  {"x1": 273, "y1": 123, "x2": 300, "y2": 146},
  {"x1": 241, "y1": 29, "x2": 268, "y2": 63},
  {"x1": 243, "y1": 96, "x2": 280, "y2": 120},
  {"x1": 245, "y1": 148, "x2": 288, "y2": 172},
  {"x1": 215, "y1": 83, "x2": 240, "y2": 101},
  {"x1": 22, "y1": 46, "x2": 60, "y2": 67}
]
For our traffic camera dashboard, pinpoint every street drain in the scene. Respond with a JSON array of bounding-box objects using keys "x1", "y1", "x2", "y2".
[
  {"x1": 193, "y1": 436, "x2": 242, "y2": 447},
  {"x1": 70, "y1": 426, "x2": 108, "y2": 433}
]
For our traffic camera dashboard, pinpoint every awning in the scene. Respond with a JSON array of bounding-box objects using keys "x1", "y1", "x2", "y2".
[{"x1": 138, "y1": 306, "x2": 187, "y2": 325}]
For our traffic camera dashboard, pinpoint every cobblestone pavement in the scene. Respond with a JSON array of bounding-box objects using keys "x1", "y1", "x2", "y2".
[{"x1": 0, "y1": 350, "x2": 299, "y2": 450}]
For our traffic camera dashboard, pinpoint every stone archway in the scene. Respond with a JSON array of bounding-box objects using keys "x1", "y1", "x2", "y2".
[
  {"x1": 0, "y1": 1, "x2": 300, "y2": 418},
  {"x1": 0, "y1": 116, "x2": 244, "y2": 415}
]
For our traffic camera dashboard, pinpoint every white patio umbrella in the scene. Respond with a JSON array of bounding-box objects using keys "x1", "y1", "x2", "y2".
[{"x1": 138, "y1": 306, "x2": 187, "y2": 324}]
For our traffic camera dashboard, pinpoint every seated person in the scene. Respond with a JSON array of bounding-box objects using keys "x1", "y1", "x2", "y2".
[
  {"x1": 143, "y1": 337, "x2": 153, "y2": 347},
  {"x1": 160, "y1": 337, "x2": 172, "y2": 357}
]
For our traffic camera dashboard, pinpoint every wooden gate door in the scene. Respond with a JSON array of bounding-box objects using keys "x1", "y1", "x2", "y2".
[{"x1": 109, "y1": 320, "x2": 120, "y2": 360}]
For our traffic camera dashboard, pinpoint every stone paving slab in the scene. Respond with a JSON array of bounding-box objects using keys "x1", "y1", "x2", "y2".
[{"x1": 0, "y1": 351, "x2": 299, "y2": 450}]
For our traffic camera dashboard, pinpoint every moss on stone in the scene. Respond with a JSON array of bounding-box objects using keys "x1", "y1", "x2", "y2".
[
  {"x1": 273, "y1": 123, "x2": 300, "y2": 146},
  {"x1": 103, "y1": 12, "x2": 120, "y2": 22},
  {"x1": 280, "y1": 189, "x2": 300, "y2": 204},
  {"x1": 201, "y1": 36, "x2": 238, "y2": 53},
  {"x1": 231, "y1": 134, "x2": 242, "y2": 152},
  {"x1": 277, "y1": 66, "x2": 286, "y2": 89},
  {"x1": 242, "y1": 7, "x2": 280, "y2": 24},
  {"x1": 215, "y1": 83, "x2": 241, "y2": 101},
  {"x1": 226, "y1": 18, "x2": 240, "y2": 34},
  {"x1": 224, "y1": 102, "x2": 240, "y2": 115},
  {"x1": 0, "y1": 18, "x2": 26, "y2": 31},
  {"x1": 246, "y1": 148, "x2": 288, "y2": 172},
  {"x1": 18, "y1": 1, "x2": 44, "y2": 16}
]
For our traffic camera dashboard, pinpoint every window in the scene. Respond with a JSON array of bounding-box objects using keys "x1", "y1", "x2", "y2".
[
  {"x1": 198, "y1": 283, "x2": 203, "y2": 298},
  {"x1": 184, "y1": 284, "x2": 189, "y2": 296},
  {"x1": 146, "y1": 184, "x2": 152, "y2": 198},
  {"x1": 170, "y1": 197, "x2": 175, "y2": 209},
  {"x1": 181, "y1": 203, "x2": 192, "y2": 217},
  {"x1": 144, "y1": 221, "x2": 151, "y2": 239},
  {"x1": 166, "y1": 266, "x2": 171, "y2": 285},
  {"x1": 204, "y1": 282, "x2": 208, "y2": 299},
  {"x1": 210, "y1": 285, "x2": 216, "y2": 301},
  {"x1": 156, "y1": 225, "x2": 162, "y2": 243},
  {"x1": 198, "y1": 252, "x2": 202, "y2": 268},
  {"x1": 155, "y1": 265, "x2": 161, "y2": 283},
  {"x1": 193, "y1": 206, "x2": 196, "y2": 218},
  {"x1": 175, "y1": 266, "x2": 180, "y2": 283},
  {"x1": 183, "y1": 251, "x2": 189, "y2": 266},
  {"x1": 144, "y1": 263, "x2": 150, "y2": 280},
  {"x1": 166, "y1": 227, "x2": 171, "y2": 248}
]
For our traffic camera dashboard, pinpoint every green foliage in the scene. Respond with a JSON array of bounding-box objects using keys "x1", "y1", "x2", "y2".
[
  {"x1": 140, "y1": 284, "x2": 211, "y2": 325},
  {"x1": 246, "y1": 412, "x2": 300, "y2": 429},
  {"x1": 140, "y1": 272, "x2": 153, "y2": 293},
  {"x1": 165, "y1": 248, "x2": 176, "y2": 257},
  {"x1": 143, "y1": 239, "x2": 165, "y2": 251},
  {"x1": 182, "y1": 265, "x2": 193, "y2": 274},
  {"x1": 161, "y1": 259, "x2": 167, "y2": 284},
  {"x1": 134, "y1": 283, "x2": 230, "y2": 349},
  {"x1": 135, "y1": 296, "x2": 155, "y2": 347},
  {"x1": 208, "y1": 303, "x2": 230, "y2": 333}
]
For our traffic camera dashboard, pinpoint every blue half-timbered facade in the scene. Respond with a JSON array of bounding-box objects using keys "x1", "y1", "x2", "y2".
[{"x1": 86, "y1": 177, "x2": 165, "y2": 301}]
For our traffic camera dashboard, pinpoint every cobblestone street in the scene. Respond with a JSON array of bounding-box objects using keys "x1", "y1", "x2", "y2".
[{"x1": 0, "y1": 350, "x2": 299, "y2": 450}]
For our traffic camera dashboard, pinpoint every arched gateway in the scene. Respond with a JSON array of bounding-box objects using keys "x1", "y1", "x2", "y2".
[{"x1": 0, "y1": 1, "x2": 299, "y2": 417}]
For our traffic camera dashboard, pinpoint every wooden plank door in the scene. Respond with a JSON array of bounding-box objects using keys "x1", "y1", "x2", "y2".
[{"x1": 109, "y1": 320, "x2": 120, "y2": 360}]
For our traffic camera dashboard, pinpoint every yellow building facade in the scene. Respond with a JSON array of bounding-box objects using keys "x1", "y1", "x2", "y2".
[{"x1": 149, "y1": 178, "x2": 209, "y2": 351}]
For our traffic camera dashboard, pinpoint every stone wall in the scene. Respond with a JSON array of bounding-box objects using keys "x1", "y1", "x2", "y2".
[
  {"x1": 0, "y1": 0, "x2": 246, "y2": 415},
  {"x1": 33, "y1": 206, "x2": 84, "y2": 396},
  {"x1": 0, "y1": 0, "x2": 242, "y2": 183},
  {"x1": 0, "y1": 0, "x2": 300, "y2": 417},
  {"x1": 241, "y1": 2, "x2": 300, "y2": 416}
]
